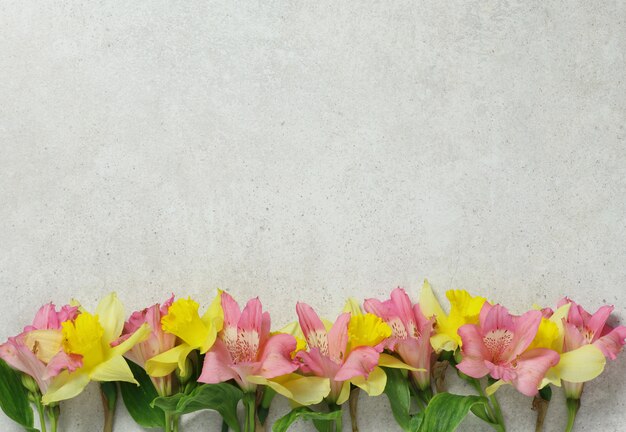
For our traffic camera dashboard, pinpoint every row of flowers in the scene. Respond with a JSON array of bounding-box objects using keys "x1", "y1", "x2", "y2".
[{"x1": 0, "y1": 281, "x2": 624, "y2": 432}]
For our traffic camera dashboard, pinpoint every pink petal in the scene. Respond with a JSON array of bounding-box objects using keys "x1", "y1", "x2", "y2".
[
  {"x1": 481, "y1": 305, "x2": 515, "y2": 334},
  {"x1": 296, "y1": 303, "x2": 328, "y2": 352},
  {"x1": 594, "y1": 325, "x2": 626, "y2": 360},
  {"x1": 506, "y1": 310, "x2": 542, "y2": 359},
  {"x1": 221, "y1": 291, "x2": 242, "y2": 333},
  {"x1": 0, "y1": 335, "x2": 48, "y2": 392},
  {"x1": 479, "y1": 302, "x2": 494, "y2": 325},
  {"x1": 563, "y1": 322, "x2": 586, "y2": 352},
  {"x1": 44, "y1": 351, "x2": 83, "y2": 380},
  {"x1": 511, "y1": 348, "x2": 560, "y2": 397},
  {"x1": 363, "y1": 298, "x2": 392, "y2": 321},
  {"x1": 159, "y1": 294, "x2": 175, "y2": 316},
  {"x1": 457, "y1": 324, "x2": 490, "y2": 378},
  {"x1": 258, "y1": 333, "x2": 297, "y2": 378},
  {"x1": 258, "y1": 311, "x2": 272, "y2": 348},
  {"x1": 198, "y1": 340, "x2": 237, "y2": 384},
  {"x1": 391, "y1": 288, "x2": 418, "y2": 336},
  {"x1": 334, "y1": 346, "x2": 379, "y2": 381},
  {"x1": 295, "y1": 348, "x2": 328, "y2": 377},
  {"x1": 327, "y1": 313, "x2": 350, "y2": 363},
  {"x1": 238, "y1": 297, "x2": 263, "y2": 334},
  {"x1": 587, "y1": 305, "x2": 613, "y2": 342}
]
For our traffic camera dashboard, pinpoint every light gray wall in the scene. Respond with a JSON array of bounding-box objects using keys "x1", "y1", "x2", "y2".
[{"x1": 1, "y1": 1, "x2": 625, "y2": 431}]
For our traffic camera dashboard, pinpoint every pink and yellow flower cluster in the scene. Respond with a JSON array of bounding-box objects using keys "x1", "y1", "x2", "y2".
[{"x1": 0, "y1": 281, "x2": 624, "y2": 432}]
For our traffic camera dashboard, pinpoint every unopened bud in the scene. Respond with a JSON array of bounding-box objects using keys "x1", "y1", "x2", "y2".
[{"x1": 20, "y1": 374, "x2": 39, "y2": 394}]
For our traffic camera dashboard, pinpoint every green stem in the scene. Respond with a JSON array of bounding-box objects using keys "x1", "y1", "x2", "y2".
[
  {"x1": 489, "y1": 392, "x2": 506, "y2": 431},
  {"x1": 565, "y1": 398, "x2": 580, "y2": 432},
  {"x1": 221, "y1": 420, "x2": 229, "y2": 432},
  {"x1": 165, "y1": 412, "x2": 172, "y2": 432},
  {"x1": 328, "y1": 403, "x2": 343, "y2": 432},
  {"x1": 468, "y1": 379, "x2": 505, "y2": 432},
  {"x1": 243, "y1": 392, "x2": 256, "y2": 432},
  {"x1": 34, "y1": 399, "x2": 47, "y2": 432},
  {"x1": 48, "y1": 404, "x2": 60, "y2": 432}
]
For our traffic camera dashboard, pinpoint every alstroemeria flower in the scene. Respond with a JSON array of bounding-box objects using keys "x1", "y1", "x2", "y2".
[
  {"x1": 418, "y1": 280, "x2": 488, "y2": 352},
  {"x1": 364, "y1": 287, "x2": 434, "y2": 390},
  {"x1": 291, "y1": 302, "x2": 394, "y2": 404},
  {"x1": 145, "y1": 293, "x2": 223, "y2": 378},
  {"x1": 457, "y1": 303, "x2": 560, "y2": 397},
  {"x1": 552, "y1": 298, "x2": 626, "y2": 399},
  {"x1": 0, "y1": 303, "x2": 81, "y2": 394},
  {"x1": 198, "y1": 292, "x2": 298, "y2": 393},
  {"x1": 42, "y1": 293, "x2": 151, "y2": 404},
  {"x1": 526, "y1": 303, "x2": 606, "y2": 391},
  {"x1": 112, "y1": 295, "x2": 177, "y2": 396}
]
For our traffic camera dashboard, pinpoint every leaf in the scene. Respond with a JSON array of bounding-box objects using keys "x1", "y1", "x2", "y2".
[
  {"x1": 0, "y1": 359, "x2": 35, "y2": 430},
  {"x1": 119, "y1": 360, "x2": 165, "y2": 428},
  {"x1": 272, "y1": 406, "x2": 342, "y2": 432},
  {"x1": 151, "y1": 394, "x2": 183, "y2": 414},
  {"x1": 158, "y1": 383, "x2": 243, "y2": 432},
  {"x1": 258, "y1": 386, "x2": 276, "y2": 425},
  {"x1": 382, "y1": 367, "x2": 411, "y2": 431},
  {"x1": 418, "y1": 393, "x2": 489, "y2": 432}
]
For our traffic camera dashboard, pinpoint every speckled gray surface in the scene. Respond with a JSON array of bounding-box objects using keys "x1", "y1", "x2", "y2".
[{"x1": 1, "y1": 1, "x2": 625, "y2": 431}]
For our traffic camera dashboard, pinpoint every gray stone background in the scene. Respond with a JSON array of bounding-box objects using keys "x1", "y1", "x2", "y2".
[{"x1": 1, "y1": 1, "x2": 625, "y2": 431}]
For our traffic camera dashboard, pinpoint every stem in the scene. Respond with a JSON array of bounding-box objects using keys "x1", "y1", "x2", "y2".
[
  {"x1": 34, "y1": 399, "x2": 47, "y2": 432},
  {"x1": 348, "y1": 388, "x2": 360, "y2": 432},
  {"x1": 243, "y1": 392, "x2": 257, "y2": 432},
  {"x1": 221, "y1": 420, "x2": 229, "y2": 432},
  {"x1": 328, "y1": 403, "x2": 343, "y2": 432},
  {"x1": 533, "y1": 396, "x2": 549, "y2": 432},
  {"x1": 489, "y1": 392, "x2": 506, "y2": 432},
  {"x1": 48, "y1": 404, "x2": 60, "y2": 432},
  {"x1": 468, "y1": 378, "x2": 505, "y2": 432},
  {"x1": 565, "y1": 398, "x2": 580, "y2": 432},
  {"x1": 165, "y1": 412, "x2": 172, "y2": 432}
]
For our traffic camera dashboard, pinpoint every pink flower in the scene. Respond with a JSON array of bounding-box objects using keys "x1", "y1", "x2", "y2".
[
  {"x1": 558, "y1": 297, "x2": 626, "y2": 361},
  {"x1": 364, "y1": 287, "x2": 434, "y2": 390},
  {"x1": 293, "y1": 302, "x2": 386, "y2": 403},
  {"x1": 0, "y1": 303, "x2": 81, "y2": 393},
  {"x1": 113, "y1": 296, "x2": 177, "y2": 396},
  {"x1": 198, "y1": 292, "x2": 297, "y2": 392},
  {"x1": 457, "y1": 304, "x2": 560, "y2": 397}
]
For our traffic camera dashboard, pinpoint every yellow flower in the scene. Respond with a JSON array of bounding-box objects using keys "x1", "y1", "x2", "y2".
[
  {"x1": 42, "y1": 293, "x2": 150, "y2": 404},
  {"x1": 418, "y1": 280, "x2": 487, "y2": 352},
  {"x1": 145, "y1": 292, "x2": 223, "y2": 378}
]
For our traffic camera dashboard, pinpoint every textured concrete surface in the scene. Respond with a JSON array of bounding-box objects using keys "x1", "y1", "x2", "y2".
[{"x1": 1, "y1": 1, "x2": 625, "y2": 431}]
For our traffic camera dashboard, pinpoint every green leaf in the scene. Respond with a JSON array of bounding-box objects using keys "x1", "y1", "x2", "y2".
[
  {"x1": 418, "y1": 393, "x2": 489, "y2": 432},
  {"x1": 157, "y1": 383, "x2": 243, "y2": 432},
  {"x1": 538, "y1": 385, "x2": 552, "y2": 402},
  {"x1": 0, "y1": 359, "x2": 35, "y2": 430},
  {"x1": 119, "y1": 360, "x2": 165, "y2": 428},
  {"x1": 151, "y1": 394, "x2": 183, "y2": 414},
  {"x1": 272, "y1": 407, "x2": 342, "y2": 432},
  {"x1": 382, "y1": 367, "x2": 412, "y2": 431},
  {"x1": 409, "y1": 412, "x2": 424, "y2": 431}
]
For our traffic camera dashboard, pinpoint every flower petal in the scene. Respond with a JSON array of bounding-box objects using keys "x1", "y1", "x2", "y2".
[
  {"x1": 198, "y1": 340, "x2": 237, "y2": 384},
  {"x1": 456, "y1": 324, "x2": 490, "y2": 378},
  {"x1": 552, "y1": 344, "x2": 605, "y2": 384},
  {"x1": 350, "y1": 366, "x2": 387, "y2": 397},
  {"x1": 342, "y1": 298, "x2": 363, "y2": 316},
  {"x1": 258, "y1": 333, "x2": 297, "y2": 379},
  {"x1": 249, "y1": 374, "x2": 331, "y2": 406},
  {"x1": 42, "y1": 370, "x2": 90, "y2": 405},
  {"x1": 594, "y1": 325, "x2": 626, "y2": 360},
  {"x1": 201, "y1": 291, "x2": 224, "y2": 332},
  {"x1": 378, "y1": 353, "x2": 421, "y2": 371},
  {"x1": 90, "y1": 355, "x2": 137, "y2": 384},
  {"x1": 96, "y1": 292, "x2": 125, "y2": 342},
  {"x1": 296, "y1": 303, "x2": 328, "y2": 352},
  {"x1": 110, "y1": 323, "x2": 151, "y2": 357},
  {"x1": 145, "y1": 343, "x2": 195, "y2": 377},
  {"x1": 334, "y1": 346, "x2": 379, "y2": 381},
  {"x1": 511, "y1": 348, "x2": 560, "y2": 397},
  {"x1": 327, "y1": 313, "x2": 350, "y2": 362},
  {"x1": 418, "y1": 279, "x2": 446, "y2": 320}
]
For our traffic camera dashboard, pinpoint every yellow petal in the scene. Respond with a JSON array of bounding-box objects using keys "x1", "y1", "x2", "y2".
[
  {"x1": 347, "y1": 314, "x2": 391, "y2": 350},
  {"x1": 278, "y1": 321, "x2": 302, "y2": 337},
  {"x1": 549, "y1": 303, "x2": 572, "y2": 352},
  {"x1": 90, "y1": 355, "x2": 137, "y2": 384},
  {"x1": 201, "y1": 291, "x2": 224, "y2": 332},
  {"x1": 249, "y1": 374, "x2": 331, "y2": 406},
  {"x1": 529, "y1": 318, "x2": 560, "y2": 352},
  {"x1": 162, "y1": 298, "x2": 209, "y2": 348},
  {"x1": 551, "y1": 345, "x2": 606, "y2": 384},
  {"x1": 42, "y1": 371, "x2": 90, "y2": 405},
  {"x1": 430, "y1": 333, "x2": 457, "y2": 353},
  {"x1": 24, "y1": 329, "x2": 64, "y2": 363},
  {"x1": 96, "y1": 292, "x2": 125, "y2": 342},
  {"x1": 378, "y1": 353, "x2": 421, "y2": 371},
  {"x1": 342, "y1": 298, "x2": 363, "y2": 316},
  {"x1": 145, "y1": 344, "x2": 195, "y2": 378},
  {"x1": 418, "y1": 279, "x2": 446, "y2": 320},
  {"x1": 350, "y1": 366, "x2": 387, "y2": 397},
  {"x1": 110, "y1": 323, "x2": 151, "y2": 357},
  {"x1": 485, "y1": 379, "x2": 509, "y2": 396},
  {"x1": 335, "y1": 380, "x2": 352, "y2": 405}
]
